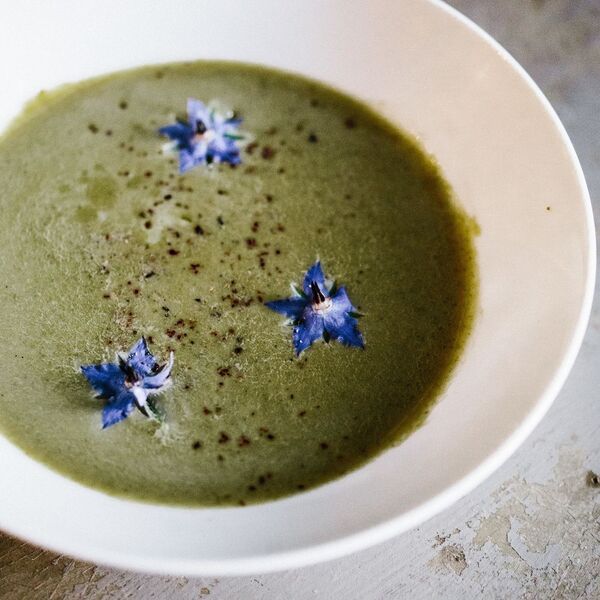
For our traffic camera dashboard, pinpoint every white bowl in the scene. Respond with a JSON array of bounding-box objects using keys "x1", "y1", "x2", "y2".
[{"x1": 0, "y1": 0, "x2": 594, "y2": 575}]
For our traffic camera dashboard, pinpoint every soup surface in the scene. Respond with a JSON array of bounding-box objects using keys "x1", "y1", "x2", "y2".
[{"x1": 0, "y1": 62, "x2": 476, "y2": 505}]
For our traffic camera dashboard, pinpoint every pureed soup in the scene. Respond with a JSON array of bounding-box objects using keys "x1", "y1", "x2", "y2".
[{"x1": 0, "y1": 62, "x2": 477, "y2": 506}]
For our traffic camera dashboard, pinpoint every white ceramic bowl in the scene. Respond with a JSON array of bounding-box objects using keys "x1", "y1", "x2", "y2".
[{"x1": 0, "y1": 0, "x2": 594, "y2": 575}]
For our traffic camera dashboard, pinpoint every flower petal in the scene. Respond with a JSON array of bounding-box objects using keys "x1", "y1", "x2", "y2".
[
  {"x1": 158, "y1": 123, "x2": 193, "y2": 149},
  {"x1": 102, "y1": 390, "x2": 136, "y2": 429},
  {"x1": 80, "y1": 363, "x2": 126, "y2": 399},
  {"x1": 142, "y1": 352, "x2": 174, "y2": 390},
  {"x1": 323, "y1": 287, "x2": 365, "y2": 349},
  {"x1": 208, "y1": 135, "x2": 239, "y2": 157},
  {"x1": 131, "y1": 385, "x2": 149, "y2": 408},
  {"x1": 302, "y1": 261, "x2": 326, "y2": 296},
  {"x1": 127, "y1": 337, "x2": 159, "y2": 378},
  {"x1": 265, "y1": 297, "x2": 307, "y2": 319},
  {"x1": 292, "y1": 311, "x2": 325, "y2": 355},
  {"x1": 325, "y1": 314, "x2": 364, "y2": 349},
  {"x1": 178, "y1": 148, "x2": 202, "y2": 173},
  {"x1": 187, "y1": 98, "x2": 210, "y2": 123},
  {"x1": 330, "y1": 286, "x2": 356, "y2": 314},
  {"x1": 213, "y1": 147, "x2": 241, "y2": 165}
]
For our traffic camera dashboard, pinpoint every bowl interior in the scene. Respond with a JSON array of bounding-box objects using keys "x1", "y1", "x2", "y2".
[{"x1": 0, "y1": 0, "x2": 593, "y2": 575}]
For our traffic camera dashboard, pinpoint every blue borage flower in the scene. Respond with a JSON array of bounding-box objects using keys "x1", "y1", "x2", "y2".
[
  {"x1": 159, "y1": 98, "x2": 247, "y2": 173},
  {"x1": 265, "y1": 261, "x2": 365, "y2": 356},
  {"x1": 81, "y1": 338, "x2": 174, "y2": 429}
]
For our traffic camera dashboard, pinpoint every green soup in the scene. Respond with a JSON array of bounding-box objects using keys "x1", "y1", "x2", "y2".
[{"x1": 0, "y1": 62, "x2": 476, "y2": 505}]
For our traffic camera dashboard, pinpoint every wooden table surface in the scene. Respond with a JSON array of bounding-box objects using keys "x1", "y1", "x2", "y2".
[{"x1": 1, "y1": 1, "x2": 598, "y2": 598}]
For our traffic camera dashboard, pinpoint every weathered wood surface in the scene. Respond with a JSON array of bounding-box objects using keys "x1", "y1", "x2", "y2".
[{"x1": 1, "y1": 1, "x2": 599, "y2": 597}]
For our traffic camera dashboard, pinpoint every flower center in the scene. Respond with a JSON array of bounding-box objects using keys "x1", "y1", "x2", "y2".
[
  {"x1": 310, "y1": 281, "x2": 332, "y2": 312},
  {"x1": 193, "y1": 119, "x2": 216, "y2": 143},
  {"x1": 196, "y1": 120, "x2": 207, "y2": 135},
  {"x1": 118, "y1": 355, "x2": 140, "y2": 387}
]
